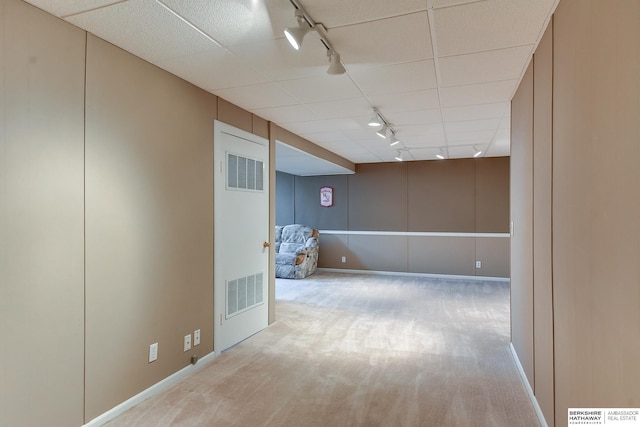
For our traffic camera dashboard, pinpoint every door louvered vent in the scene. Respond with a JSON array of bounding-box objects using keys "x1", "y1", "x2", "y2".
[
  {"x1": 227, "y1": 153, "x2": 264, "y2": 191},
  {"x1": 226, "y1": 272, "x2": 264, "y2": 318}
]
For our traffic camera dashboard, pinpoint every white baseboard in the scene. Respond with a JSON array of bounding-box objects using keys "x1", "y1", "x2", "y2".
[
  {"x1": 83, "y1": 351, "x2": 218, "y2": 427},
  {"x1": 317, "y1": 267, "x2": 510, "y2": 282},
  {"x1": 509, "y1": 343, "x2": 548, "y2": 427}
]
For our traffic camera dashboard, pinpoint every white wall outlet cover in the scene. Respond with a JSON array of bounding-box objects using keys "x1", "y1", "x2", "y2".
[
  {"x1": 194, "y1": 329, "x2": 201, "y2": 346},
  {"x1": 184, "y1": 334, "x2": 192, "y2": 352},
  {"x1": 476, "y1": 261, "x2": 482, "y2": 268},
  {"x1": 149, "y1": 343, "x2": 158, "y2": 363}
]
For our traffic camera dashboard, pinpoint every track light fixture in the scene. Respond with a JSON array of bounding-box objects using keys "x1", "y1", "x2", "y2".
[
  {"x1": 285, "y1": 0, "x2": 345, "y2": 75},
  {"x1": 473, "y1": 145, "x2": 483, "y2": 158},
  {"x1": 376, "y1": 124, "x2": 389, "y2": 139},
  {"x1": 368, "y1": 109, "x2": 382, "y2": 127},
  {"x1": 436, "y1": 148, "x2": 445, "y2": 160},
  {"x1": 369, "y1": 107, "x2": 399, "y2": 145},
  {"x1": 327, "y1": 51, "x2": 346, "y2": 75},
  {"x1": 395, "y1": 147, "x2": 410, "y2": 162},
  {"x1": 284, "y1": 9, "x2": 310, "y2": 50},
  {"x1": 389, "y1": 132, "x2": 400, "y2": 146}
]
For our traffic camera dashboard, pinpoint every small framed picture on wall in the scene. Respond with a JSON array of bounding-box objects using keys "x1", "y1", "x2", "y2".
[{"x1": 320, "y1": 186, "x2": 333, "y2": 207}]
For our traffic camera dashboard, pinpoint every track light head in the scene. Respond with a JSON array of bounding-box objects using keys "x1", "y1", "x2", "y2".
[
  {"x1": 473, "y1": 145, "x2": 482, "y2": 157},
  {"x1": 368, "y1": 109, "x2": 382, "y2": 127},
  {"x1": 284, "y1": 10, "x2": 310, "y2": 50},
  {"x1": 376, "y1": 124, "x2": 389, "y2": 139},
  {"x1": 389, "y1": 133, "x2": 400, "y2": 146},
  {"x1": 395, "y1": 150, "x2": 404, "y2": 162},
  {"x1": 327, "y1": 51, "x2": 346, "y2": 75}
]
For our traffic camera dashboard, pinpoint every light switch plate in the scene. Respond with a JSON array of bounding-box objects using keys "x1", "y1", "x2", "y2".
[
  {"x1": 149, "y1": 343, "x2": 158, "y2": 363},
  {"x1": 194, "y1": 329, "x2": 200, "y2": 346}
]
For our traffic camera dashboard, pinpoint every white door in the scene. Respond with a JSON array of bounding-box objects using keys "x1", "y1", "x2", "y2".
[{"x1": 214, "y1": 121, "x2": 269, "y2": 353}]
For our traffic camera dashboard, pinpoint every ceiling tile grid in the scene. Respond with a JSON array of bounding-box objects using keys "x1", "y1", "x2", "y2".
[
  {"x1": 23, "y1": 0, "x2": 560, "y2": 170},
  {"x1": 66, "y1": 0, "x2": 218, "y2": 65}
]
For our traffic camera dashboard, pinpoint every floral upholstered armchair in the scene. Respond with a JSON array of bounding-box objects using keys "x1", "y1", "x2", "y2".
[{"x1": 275, "y1": 224, "x2": 319, "y2": 279}]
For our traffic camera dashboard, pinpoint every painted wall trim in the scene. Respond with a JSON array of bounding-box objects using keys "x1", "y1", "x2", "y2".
[
  {"x1": 320, "y1": 230, "x2": 510, "y2": 238},
  {"x1": 318, "y1": 268, "x2": 510, "y2": 282},
  {"x1": 82, "y1": 352, "x2": 218, "y2": 427},
  {"x1": 510, "y1": 343, "x2": 548, "y2": 427}
]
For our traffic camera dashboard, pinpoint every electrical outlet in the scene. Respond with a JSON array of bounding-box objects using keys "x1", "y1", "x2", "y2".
[
  {"x1": 341, "y1": 256, "x2": 346, "y2": 263},
  {"x1": 184, "y1": 334, "x2": 192, "y2": 352},
  {"x1": 149, "y1": 343, "x2": 158, "y2": 363},
  {"x1": 194, "y1": 329, "x2": 200, "y2": 346},
  {"x1": 476, "y1": 261, "x2": 482, "y2": 269}
]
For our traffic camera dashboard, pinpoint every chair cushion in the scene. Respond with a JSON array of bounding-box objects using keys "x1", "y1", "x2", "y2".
[
  {"x1": 281, "y1": 224, "x2": 313, "y2": 244},
  {"x1": 280, "y1": 242, "x2": 304, "y2": 254}
]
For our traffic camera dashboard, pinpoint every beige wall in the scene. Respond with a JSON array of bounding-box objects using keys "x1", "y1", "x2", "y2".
[
  {"x1": 510, "y1": 1, "x2": 640, "y2": 426},
  {"x1": 510, "y1": 59, "x2": 534, "y2": 386},
  {"x1": 0, "y1": 0, "x2": 86, "y2": 425},
  {"x1": 0, "y1": 1, "x2": 280, "y2": 424},
  {"x1": 283, "y1": 158, "x2": 511, "y2": 278},
  {"x1": 84, "y1": 35, "x2": 218, "y2": 419},
  {"x1": 532, "y1": 21, "x2": 555, "y2": 426},
  {"x1": 552, "y1": 0, "x2": 640, "y2": 422}
]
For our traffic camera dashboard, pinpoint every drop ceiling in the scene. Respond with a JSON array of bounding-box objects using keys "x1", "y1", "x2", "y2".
[{"x1": 25, "y1": 0, "x2": 558, "y2": 165}]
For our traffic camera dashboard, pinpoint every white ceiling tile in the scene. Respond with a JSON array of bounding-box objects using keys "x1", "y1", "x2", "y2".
[
  {"x1": 442, "y1": 102, "x2": 509, "y2": 122},
  {"x1": 215, "y1": 83, "x2": 299, "y2": 110},
  {"x1": 160, "y1": 0, "x2": 290, "y2": 47},
  {"x1": 433, "y1": 0, "x2": 556, "y2": 56},
  {"x1": 446, "y1": 129, "x2": 496, "y2": 144},
  {"x1": 408, "y1": 146, "x2": 445, "y2": 161},
  {"x1": 350, "y1": 60, "x2": 437, "y2": 96},
  {"x1": 399, "y1": 124, "x2": 447, "y2": 148},
  {"x1": 156, "y1": 47, "x2": 267, "y2": 91},
  {"x1": 25, "y1": 0, "x2": 119, "y2": 17},
  {"x1": 67, "y1": 0, "x2": 217, "y2": 64},
  {"x1": 340, "y1": 128, "x2": 383, "y2": 142},
  {"x1": 251, "y1": 105, "x2": 317, "y2": 124},
  {"x1": 440, "y1": 80, "x2": 518, "y2": 108},
  {"x1": 297, "y1": 131, "x2": 351, "y2": 146},
  {"x1": 303, "y1": 0, "x2": 428, "y2": 28},
  {"x1": 229, "y1": 36, "x2": 329, "y2": 81},
  {"x1": 306, "y1": 98, "x2": 372, "y2": 120},
  {"x1": 390, "y1": 109, "x2": 443, "y2": 126},
  {"x1": 432, "y1": 0, "x2": 485, "y2": 9},
  {"x1": 444, "y1": 118, "x2": 502, "y2": 134},
  {"x1": 329, "y1": 12, "x2": 432, "y2": 69},
  {"x1": 369, "y1": 89, "x2": 441, "y2": 113},
  {"x1": 282, "y1": 118, "x2": 362, "y2": 135},
  {"x1": 447, "y1": 145, "x2": 479, "y2": 159},
  {"x1": 277, "y1": 74, "x2": 362, "y2": 103},
  {"x1": 439, "y1": 45, "x2": 533, "y2": 87}
]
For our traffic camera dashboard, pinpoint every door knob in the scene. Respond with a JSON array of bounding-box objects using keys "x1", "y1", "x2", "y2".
[{"x1": 263, "y1": 241, "x2": 271, "y2": 248}]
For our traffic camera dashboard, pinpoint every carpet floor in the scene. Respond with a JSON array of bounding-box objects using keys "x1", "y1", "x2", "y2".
[{"x1": 105, "y1": 272, "x2": 540, "y2": 427}]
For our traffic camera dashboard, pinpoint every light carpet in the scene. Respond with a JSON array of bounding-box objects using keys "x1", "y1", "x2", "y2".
[{"x1": 106, "y1": 272, "x2": 540, "y2": 427}]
